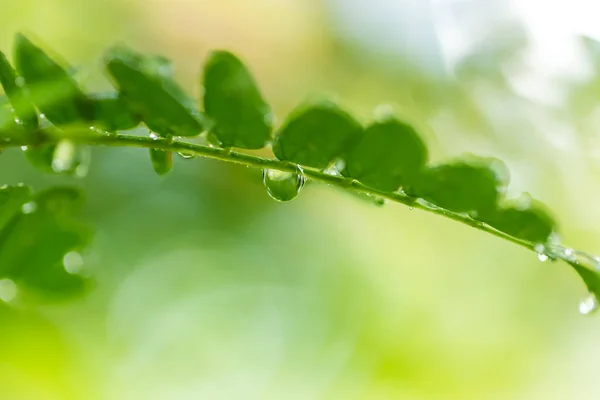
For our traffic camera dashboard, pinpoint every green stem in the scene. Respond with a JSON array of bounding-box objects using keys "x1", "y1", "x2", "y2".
[{"x1": 1, "y1": 132, "x2": 538, "y2": 255}]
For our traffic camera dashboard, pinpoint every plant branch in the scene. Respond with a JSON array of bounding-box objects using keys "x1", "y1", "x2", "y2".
[{"x1": 0, "y1": 131, "x2": 539, "y2": 255}]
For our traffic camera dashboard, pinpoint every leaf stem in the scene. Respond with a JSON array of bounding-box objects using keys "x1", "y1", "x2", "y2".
[{"x1": 1, "y1": 132, "x2": 538, "y2": 255}]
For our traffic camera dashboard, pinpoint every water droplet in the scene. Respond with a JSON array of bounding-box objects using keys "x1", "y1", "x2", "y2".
[
  {"x1": 14, "y1": 117, "x2": 21, "y2": 124},
  {"x1": 14, "y1": 76, "x2": 25, "y2": 87},
  {"x1": 324, "y1": 159, "x2": 345, "y2": 176},
  {"x1": 149, "y1": 132, "x2": 160, "y2": 140},
  {"x1": 534, "y1": 244, "x2": 548, "y2": 262},
  {"x1": 206, "y1": 131, "x2": 222, "y2": 148},
  {"x1": 373, "y1": 103, "x2": 396, "y2": 122},
  {"x1": 544, "y1": 245, "x2": 600, "y2": 269},
  {"x1": 21, "y1": 201, "x2": 37, "y2": 214},
  {"x1": 177, "y1": 151, "x2": 195, "y2": 160},
  {"x1": 416, "y1": 198, "x2": 439, "y2": 210},
  {"x1": 373, "y1": 196, "x2": 387, "y2": 206},
  {"x1": 20, "y1": 145, "x2": 28, "y2": 151},
  {"x1": 51, "y1": 140, "x2": 91, "y2": 178},
  {"x1": 262, "y1": 166, "x2": 305, "y2": 202},
  {"x1": 579, "y1": 293, "x2": 598, "y2": 315},
  {"x1": 514, "y1": 193, "x2": 533, "y2": 211},
  {"x1": 409, "y1": 206, "x2": 414, "y2": 210},
  {"x1": 63, "y1": 251, "x2": 84, "y2": 274},
  {"x1": 564, "y1": 248, "x2": 575, "y2": 260},
  {"x1": 150, "y1": 148, "x2": 173, "y2": 175},
  {"x1": 0, "y1": 279, "x2": 17, "y2": 303}
]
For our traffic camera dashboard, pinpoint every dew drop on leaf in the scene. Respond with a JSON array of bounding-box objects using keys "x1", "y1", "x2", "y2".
[
  {"x1": 21, "y1": 201, "x2": 37, "y2": 214},
  {"x1": 63, "y1": 251, "x2": 84, "y2": 274},
  {"x1": 579, "y1": 293, "x2": 598, "y2": 315},
  {"x1": 262, "y1": 166, "x2": 305, "y2": 202},
  {"x1": 177, "y1": 151, "x2": 195, "y2": 160},
  {"x1": 0, "y1": 278, "x2": 17, "y2": 302}
]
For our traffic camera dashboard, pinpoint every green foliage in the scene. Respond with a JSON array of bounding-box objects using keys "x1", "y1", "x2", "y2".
[
  {"x1": 273, "y1": 101, "x2": 361, "y2": 169},
  {"x1": 0, "y1": 33, "x2": 598, "y2": 308},
  {"x1": 408, "y1": 156, "x2": 505, "y2": 215},
  {"x1": 0, "y1": 185, "x2": 91, "y2": 301},
  {"x1": 104, "y1": 45, "x2": 204, "y2": 137},
  {"x1": 13, "y1": 33, "x2": 93, "y2": 126},
  {"x1": 342, "y1": 118, "x2": 428, "y2": 192},
  {"x1": 90, "y1": 92, "x2": 141, "y2": 132},
  {"x1": 203, "y1": 50, "x2": 272, "y2": 149},
  {"x1": 0, "y1": 51, "x2": 38, "y2": 133}
]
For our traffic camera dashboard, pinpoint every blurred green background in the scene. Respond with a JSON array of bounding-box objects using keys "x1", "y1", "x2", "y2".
[{"x1": 2, "y1": 0, "x2": 600, "y2": 399}]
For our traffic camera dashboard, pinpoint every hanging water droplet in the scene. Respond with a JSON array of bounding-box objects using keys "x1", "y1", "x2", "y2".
[
  {"x1": 63, "y1": 251, "x2": 84, "y2": 274},
  {"x1": 0, "y1": 279, "x2": 17, "y2": 303},
  {"x1": 409, "y1": 206, "x2": 414, "y2": 210},
  {"x1": 262, "y1": 166, "x2": 306, "y2": 202},
  {"x1": 150, "y1": 148, "x2": 173, "y2": 175},
  {"x1": 372, "y1": 196, "x2": 387, "y2": 206},
  {"x1": 21, "y1": 201, "x2": 37, "y2": 214},
  {"x1": 534, "y1": 244, "x2": 548, "y2": 262},
  {"x1": 51, "y1": 140, "x2": 91, "y2": 178},
  {"x1": 579, "y1": 293, "x2": 598, "y2": 315},
  {"x1": 177, "y1": 151, "x2": 195, "y2": 160}
]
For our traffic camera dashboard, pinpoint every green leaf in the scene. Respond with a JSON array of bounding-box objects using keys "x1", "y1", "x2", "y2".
[
  {"x1": 0, "y1": 51, "x2": 38, "y2": 133},
  {"x1": 22, "y1": 142, "x2": 57, "y2": 174},
  {"x1": 104, "y1": 45, "x2": 204, "y2": 137},
  {"x1": 0, "y1": 186, "x2": 91, "y2": 300},
  {"x1": 482, "y1": 202, "x2": 556, "y2": 244},
  {"x1": 149, "y1": 148, "x2": 173, "y2": 175},
  {"x1": 342, "y1": 118, "x2": 427, "y2": 192},
  {"x1": 570, "y1": 262, "x2": 600, "y2": 301},
  {"x1": 203, "y1": 50, "x2": 272, "y2": 149},
  {"x1": 13, "y1": 33, "x2": 92, "y2": 126},
  {"x1": 0, "y1": 185, "x2": 32, "y2": 233},
  {"x1": 0, "y1": 104, "x2": 29, "y2": 141},
  {"x1": 272, "y1": 101, "x2": 362, "y2": 169},
  {"x1": 91, "y1": 92, "x2": 141, "y2": 132},
  {"x1": 408, "y1": 157, "x2": 507, "y2": 214}
]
